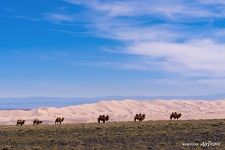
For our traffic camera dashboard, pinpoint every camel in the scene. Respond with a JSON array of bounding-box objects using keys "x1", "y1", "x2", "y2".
[
  {"x1": 170, "y1": 112, "x2": 182, "y2": 120},
  {"x1": 134, "y1": 114, "x2": 145, "y2": 122},
  {"x1": 55, "y1": 117, "x2": 64, "y2": 125},
  {"x1": 134, "y1": 114, "x2": 139, "y2": 122},
  {"x1": 33, "y1": 119, "x2": 43, "y2": 126},
  {"x1": 98, "y1": 115, "x2": 109, "y2": 123},
  {"x1": 17, "y1": 119, "x2": 25, "y2": 126}
]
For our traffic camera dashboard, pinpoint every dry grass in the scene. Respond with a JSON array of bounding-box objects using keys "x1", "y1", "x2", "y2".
[{"x1": 0, "y1": 119, "x2": 224, "y2": 149}]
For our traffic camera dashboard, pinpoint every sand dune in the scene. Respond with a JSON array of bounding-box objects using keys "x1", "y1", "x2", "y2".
[{"x1": 0, "y1": 99, "x2": 225, "y2": 125}]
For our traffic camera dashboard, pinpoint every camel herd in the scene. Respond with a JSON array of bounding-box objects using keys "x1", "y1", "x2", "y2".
[
  {"x1": 16, "y1": 118, "x2": 64, "y2": 126},
  {"x1": 16, "y1": 112, "x2": 182, "y2": 126},
  {"x1": 170, "y1": 112, "x2": 182, "y2": 120},
  {"x1": 134, "y1": 114, "x2": 145, "y2": 122},
  {"x1": 98, "y1": 115, "x2": 109, "y2": 123}
]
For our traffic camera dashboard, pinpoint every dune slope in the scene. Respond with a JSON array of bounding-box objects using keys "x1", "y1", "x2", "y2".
[{"x1": 0, "y1": 99, "x2": 225, "y2": 125}]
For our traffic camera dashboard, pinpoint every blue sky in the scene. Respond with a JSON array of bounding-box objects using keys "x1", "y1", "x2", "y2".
[{"x1": 1, "y1": 0, "x2": 225, "y2": 97}]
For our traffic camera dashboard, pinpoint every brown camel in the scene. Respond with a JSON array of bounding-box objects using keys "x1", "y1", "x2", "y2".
[
  {"x1": 98, "y1": 115, "x2": 109, "y2": 123},
  {"x1": 55, "y1": 117, "x2": 64, "y2": 125},
  {"x1": 134, "y1": 114, "x2": 145, "y2": 122},
  {"x1": 33, "y1": 119, "x2": 43, "y2": 126},
  {"x1": 17, "y1": 119, "x2": 25, "y2": 126},
  {"x1": 134, "y1": 114, "x2": 139, "y2": 122},
  {"x1": 170, "y1": 112, "x2": 182, "y2": 120}
]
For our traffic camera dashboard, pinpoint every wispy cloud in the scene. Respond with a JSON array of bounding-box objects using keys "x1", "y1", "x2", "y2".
[
  {"x1": 43, "y1": 0, "x2": 225, "y2": 83},
  {"x1": 50, "y1": 28, "x2": 89, "y2": 37},
  {"x1": 64, "y1": 0, "x2": 219, "y2": 19},
  {"x1": 126, "y1": 40, "x2": 225, "y2": 75},
  {"x1": 44, "y1": 13, "x2": 75, "y2": 22},
  {"x1": 15, "y1": 15, "x2": 40, "y2": 21},
  {"x1": 1, "y1": 8, "x2": 39, "y2": 21}
]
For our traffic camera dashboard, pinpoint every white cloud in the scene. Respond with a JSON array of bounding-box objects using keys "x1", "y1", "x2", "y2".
[
  {"x1": 127, "y1": 40, "x2": 225, "y2": 75},
  {"x1": 44, "y1": 13, "x2": 75, "y2": 22},
  {"x1": 60, "y1": 0, "x2": 225, "y2": 80},
  {"x1": 65, "y1": 0, "x2": 218, "y2": 19}
]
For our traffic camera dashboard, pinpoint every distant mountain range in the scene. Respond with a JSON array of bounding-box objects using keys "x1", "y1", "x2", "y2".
[{"x1": 1, "y1": 93, "x2": 225, "y2": 109}]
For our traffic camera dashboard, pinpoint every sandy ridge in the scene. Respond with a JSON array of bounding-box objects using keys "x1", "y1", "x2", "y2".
[{"x1": 0, "y1": 99, "x2": 225, "y2": 125}]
